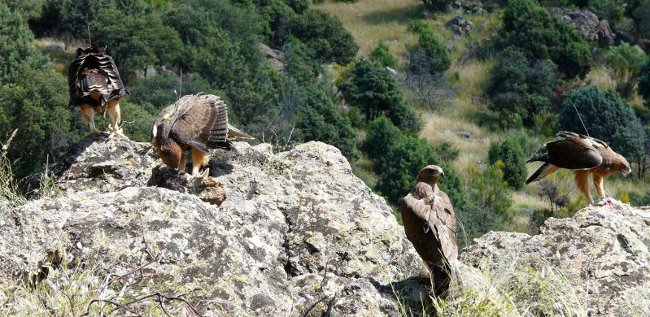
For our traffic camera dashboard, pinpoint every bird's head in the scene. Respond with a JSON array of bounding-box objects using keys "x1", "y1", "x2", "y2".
[
  {"x1": 613, "y1": 153, "x2": 632, "y2": 176},
  {"x1": 416, "y1": 165, "x2": 445, "y2": 186},
  {"x1": 152, "y1": 119, "x2": 181, "y2": 169}
]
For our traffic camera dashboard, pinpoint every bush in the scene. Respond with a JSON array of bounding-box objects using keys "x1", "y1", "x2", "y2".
[
  {"x1": 288, "y1": 9, "x2": 358, "y2": 65},
  {"x1": 605, "y1": 43, "x2": 648, "y2": 99},
  {"x1": 369, "y1": 42, "x2": 397, "y2": 68},
  {"x1": 487, "y1": 47, "x2": 559, "y2": 128},
  {"x1": 339, "y1": 59, "x2": 421, "y2": 132},
  {"x1": 488, "y1": 136, "x2": 527, "y2": 189},
  {"x1": 295, "y1": 86, "x2": 358, "y2": 160},
  {"x1": 502, "y1": 0, "x2": 592, "y2": 78},
  {"x1": 559, "y1": 86, "x2": 646, "y2": 164},
  {"x1": 406, "y1": 21, "x2": 451, "y2": 75}
]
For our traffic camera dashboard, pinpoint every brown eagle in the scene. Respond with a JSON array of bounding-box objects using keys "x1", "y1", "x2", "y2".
[
  {"x1": 67, "y1": 46, "x2": 127, "y2": 136},
  {"x1": 152, "y1": 94, "x2": 253, "y2": 176},
  {"x1": 525, "y1": 131, "x2": 631, "y2": 204},
  {"x1": 399, "y1": 165, "x2": 458, "y2": 297}
]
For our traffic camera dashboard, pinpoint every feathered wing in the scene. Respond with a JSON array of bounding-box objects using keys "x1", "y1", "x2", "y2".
[
  {"x1": 432, "y1": 190, "x2": 458, "y2": 262},
  {"x1": 526, "y1": 131, "x2": 604, "y2": 183},
  {"x1": 67, "y1": 46, "x2": 126, "y2": 108},
  {"x1": 170, "y1": 94, "x2": 231, "y2": 152}
]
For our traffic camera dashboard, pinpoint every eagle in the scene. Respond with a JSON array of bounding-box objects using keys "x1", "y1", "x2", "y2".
[
  {"x1": 525, "y1": 131, "x2": 631, "y2": 205},
  {"x1": 152, "y1": 94, "x2": 253, "y2": 176},
  {"x1": 399, "y1": 165, "x2": 458, "y2": 297},
  {"x1": 67, "y1": 46, "x2": 127, "y2": 136}
]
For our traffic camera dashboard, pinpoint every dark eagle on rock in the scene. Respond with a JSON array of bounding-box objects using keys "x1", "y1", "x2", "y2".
[
  {"x1": 67, "y1": 46, "x2": 127, "y2": 136},
  {"x1": 526, "y1": 131, "x2": 631, "y2": 205},
  {"x1": 152, "y1": 94, "x2": 253, "y2": 176},
  {"x1": 399, "y1": 165, "x2": 458, "y2": 297}
]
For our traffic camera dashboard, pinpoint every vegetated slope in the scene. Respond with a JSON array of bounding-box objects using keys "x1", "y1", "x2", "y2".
[{"x1": 317, "y1": 0, "x2": 650, "y2": 239}]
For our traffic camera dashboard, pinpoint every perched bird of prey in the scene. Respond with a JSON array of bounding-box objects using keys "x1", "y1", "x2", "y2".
[
  {"x1": 525, "y1": 131, "x2": 631, "y2": 205},
  {"x1": 68, "y1": 46, "x2": 127, "y2": 136},
  {"x1": 399, "y1": 165, "x2": 458, "y2": 297},
  {"x1": 152, "y1": 94, "x2": 253, "y2": 176}
]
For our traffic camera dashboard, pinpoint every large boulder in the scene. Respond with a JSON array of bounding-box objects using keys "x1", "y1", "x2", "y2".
[
  {"x1": 549, "y1": 7, "x2": 615, "y2": 46},
  {"x1": 0, "y1": 137, "x2": 429, "y2": 316},
  {"x1": 461, "y1": 203, "x2": 650, "y2": 316}
]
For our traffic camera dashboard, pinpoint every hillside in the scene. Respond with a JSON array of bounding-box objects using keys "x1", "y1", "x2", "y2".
[{"x1": 0, "y1": 137, "x2": 648, "y2": 316}]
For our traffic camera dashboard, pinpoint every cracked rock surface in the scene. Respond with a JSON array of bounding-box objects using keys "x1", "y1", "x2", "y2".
[
  {"x1": 0, "y1": 137, "x2": 428, "y2": 316},
  {"x1": 461, "y1": 204, "x2": 650, "y2": 316}
]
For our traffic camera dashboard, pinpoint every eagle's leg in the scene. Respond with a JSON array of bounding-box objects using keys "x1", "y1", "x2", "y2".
[
  {"x1": 191, "y1": 148, "x2": 210, "y2": 176},
  {"x1": 178, "y1": 151, "x2": 186, "y2": 173},
  {"x1": 593, "y1": 174, "x2": 606, "y2": 199},
  {"x1": 574, "y1": 170, "x2": 593, "y2": 205},
  {"x1": 80, "y1": 103, "x2": 102, "y2": 135},
  {"x1": 106, "y1": 100, "x2": 124, "y2": 137}
]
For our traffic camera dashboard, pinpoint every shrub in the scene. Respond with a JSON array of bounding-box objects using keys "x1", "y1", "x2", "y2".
[
  {"x1": 488, "y1": 136, "x2": 527, "y2": 189},
  {"x1": 339, "y1": 59, "x2": 421, "y2": 132},
  {"x1": 422, "y1": 0, "x2": 452, "y2": 11},
  {"x1": 406, "y1": 21, "x2": 451, "y2": 75},
  {"x1": 605, "y1": 43, "x2": 648, "y2": 99},
  {"x1": 487, "y1": 47, "x2": 559, "y2": 128},
  {"x1": 295, "y1": 86, "x2": 358, "y2": 160},
  {"x1": 502, "y1": 0, "x2": 592, "y2": 78},
  {"x1": 369, "y1": 42, "x2": 397, "y2": 68},
  {"x1": 288, "y1": 9, "x2": 358, "y2": 65}
]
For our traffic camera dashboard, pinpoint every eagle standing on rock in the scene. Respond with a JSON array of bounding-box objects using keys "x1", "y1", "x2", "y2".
[
  {"x1": 67, "y1": 46, "x2": 127, "y2": 136},
  {"x1": 525, "y1": 131, "x2": 631, "y2": 205},
  {"x1": 399, "y1": 165, "x2": 458, "y2": 297},
  {"x1": 152, "y1": 94, "x2": 253, "y2": 176}
]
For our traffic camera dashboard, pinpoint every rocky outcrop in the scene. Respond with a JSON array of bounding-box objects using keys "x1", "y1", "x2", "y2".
[
  {"x1": 1, "y1": 136, "x2": 649, "y2": 316},
  {"x1": 446, "y1": 16, "x2": 473, "y2": 36},
  {"x1": 0, "y1": 137, "x2": 429, "y2": 316},
  {"x1": 461, "y1": 203, "x2": 650, "y2": 316},
  {"x1": 549, "y1": 7, "x2": 615, "y2": 46}
]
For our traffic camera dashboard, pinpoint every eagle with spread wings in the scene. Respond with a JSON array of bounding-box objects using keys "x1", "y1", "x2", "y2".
[
  {"x1": 399, "y1": 165, "x2": 458, "y2": 297},
  {"x1": 67, "y1": 46, "x2": 127, "y2": 136},
  {"x1": 525, "y1": 131, "x2": 631, "y2": 205},
  {"x1": 152, "y1": 94, "x2": 253, "y2": 176}
]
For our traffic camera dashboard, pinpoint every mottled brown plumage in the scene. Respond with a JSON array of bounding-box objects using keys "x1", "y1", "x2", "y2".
[
  {"x1": 152, "y1": 94, "x2": 253, "y2": 176},
  {"x1": 526, "y1": 131, "x2": 631, "y2": 204},
  {"x1": 67, "y1": 46, "x2": 127, "y2": 136},
  {"x1": 399, "y1": 165, "x2": 458, "y2": 297}
]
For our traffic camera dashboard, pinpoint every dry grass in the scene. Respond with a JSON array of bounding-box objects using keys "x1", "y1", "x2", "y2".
[
  {"x1": 418, "y1": 112, "x2": 496, "y2": 172},
  {"x1": 585, "y1": 65, "x2": 616, "y2": 91},
  {"x1": 315, "y1": 0, "x2": 423, "y2": 58}
]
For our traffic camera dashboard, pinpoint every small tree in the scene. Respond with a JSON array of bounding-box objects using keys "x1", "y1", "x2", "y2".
[
  {"x1": 488, "y1": 136, "x2": 527, "y2": 189},
  {"x1": 339, "y1": 59, "x2": 421, "y2": 132}
]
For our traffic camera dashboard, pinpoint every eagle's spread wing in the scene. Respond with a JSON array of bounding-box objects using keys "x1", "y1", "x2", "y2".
[
  {"x1": 67, "y1": 46, "x2": 126, "y2": 108},
  {"x1": 169, "y1": 94, "x2": 231, "y2": 152}
]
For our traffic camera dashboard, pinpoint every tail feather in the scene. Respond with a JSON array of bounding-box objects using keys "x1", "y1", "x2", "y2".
[
  {"x1": 525, "y1": 163, "x2": 559, "y2": 184},
  {"x1": 227, "y1": 124, "x2": 254, "y2": 140}
]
